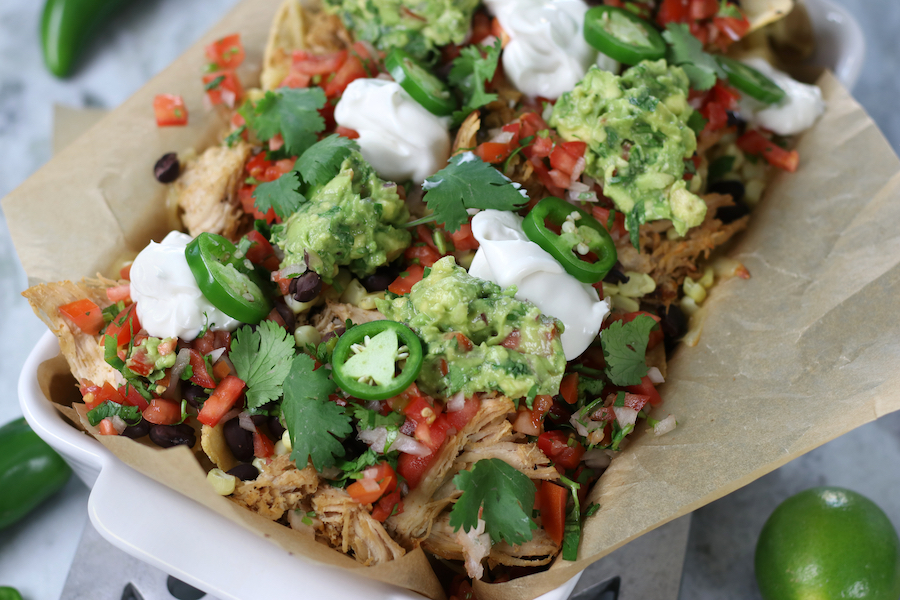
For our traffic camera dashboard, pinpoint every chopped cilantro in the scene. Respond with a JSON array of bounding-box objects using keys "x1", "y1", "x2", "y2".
[
  {"x1": 450, "y1": 458, "x2": 538, "y2": 545},
  {"x1": 332, "y1": 448, "x2": 400, "y2": 486},
  {"x1": 86, "y1": 400, "x2": 142, "y2": 427},
  {"x1": 253, "y1": 171, "x2": 307, "y2": 220},
  {"x1": 230, "y1": 322, "x2": 296, "y2": 409},
  {"x1": 718, "y1": 0, "x2": 744, "y2": 19},
  {"x1": 601, "y1": 315, "x2": 657, "y2": 386},
  {"x1": 240, "y1": 87, "x2": 326, "y2": 156},
  {"x1": 687, "y1": 110, "x2": 708, "y2": 136},
  {"x1": 103, "y1": 334, "x2": 125, "y2": 371},
  {"x1": 626, "y1": 202, "x2": 645, "y2": 250},
  {"x1": 351, "y1": 405, "x2": 405, "y2": 431},
  {"x1": 204, "y1": 75, "x2": 225, "y2": 91},
  {"x1": 225, "y1": 126, "x2": 246, "y2": 148},
  {"x1": 412, "y1": 153, "x2": 528, "y2": 232},
  {"x1": 560, "y1": 475, "x2": 581, "y2": 561},
  {"x1": 708, "y1": 155, "x2": 736, "y2": 181},
  {"x1": 662, "y1": 23, "x2": 725, "y2": 91},
  {"x1": 448, "y1": 39, "x2": 502, "y2": 127},
  {"x1": 585, "y1": 503, "x2": 601, "y2": 518},
  {"x1": 180, "y1": 365, "x2": 194, "y2": 381},
  {"x1": 281, "y1": 354, "x2": 352, "y2": 471},
  {"x1": 295, "y1": 134, "x2": 360, "y2": 189}
]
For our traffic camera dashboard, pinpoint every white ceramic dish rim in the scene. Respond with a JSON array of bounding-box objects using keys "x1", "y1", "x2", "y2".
[{"x1": 17, "y1": 3, "x2": 864, "y2": 598}]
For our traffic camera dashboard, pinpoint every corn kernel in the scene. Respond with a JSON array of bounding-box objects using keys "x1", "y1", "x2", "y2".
[
  {"x1": 294, "y1": 325, "x2": 321, "y2": 348},
  {"x1": 618, "y1": 272, "x2": 656, "y2": 297},
  {"x1": 680, "y1": 295, "x2": 700, "y2": 317},
  {"x1": 683, "y1": 277, "x2": 707, "y2": 303},
  {"x1": 612, "y1": 295, "x2": 640, "y2": 312},
  {"x1": 744, "y1": 179, "x2": 765, "y2": 206},
  {"x1": 666, "y1": 227, "x2": 681, "y2": 241},
  {"x1": 207, "y1": 468, "x2": 237, "y2": 496},
  {"x1": 282, "y1": 430, "x2": 293, "y2": 452},
  {"x1": 698, "y1": 266, "x2": 715, "y2": 289}
]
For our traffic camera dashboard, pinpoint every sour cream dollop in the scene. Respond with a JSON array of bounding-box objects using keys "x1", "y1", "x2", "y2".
[
  {"x1": 130, "y1": 231, "x2": 241, "y2": 341},
  {"x1": 468, "y1": 210, "x2": 609, "y2": 360},
  {"x1": 484, "y1": 0, "x2": 597, "y2": 99},
  {"x1": 738, "y1": 58, "x2": 825, "y2": 136},
  {"x1": 334, "y1": 78, "x2": 451, "y2": 183}
]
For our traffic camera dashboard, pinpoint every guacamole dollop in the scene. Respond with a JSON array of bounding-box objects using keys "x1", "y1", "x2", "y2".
[
  {"x1": 272, "y1": 152, "x2": 411, "y2": 283},
  {"x1": 549, "y1": 60, "x2": 706, "y2": 235},
  {"x1": 322, "y1": 0, "x2": 479, "y2": 62},
  {"x1": 376, "y1": 256, "x2": 566, "y2": 400}
]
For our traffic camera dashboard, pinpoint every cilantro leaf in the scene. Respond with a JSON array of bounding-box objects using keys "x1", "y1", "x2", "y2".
[
  {"x1": 662, "y1": 23, "x2": 724, "y2": 91},
  {"x1": 448, "y1": 39, "x2": 502, "y2": 126},
  {"x1": 350, "y1": 404, "x2": 405, "y2": 431},
  {"x1": 717, "y1": 0, "x2": 743, "y2": 18},
  {"x1": 282, "y1": 354, "x2": 351, "y2": 471},
  {"x1": 295, "y1": 134, "x2": 360, "y2": 189},
  {"x1": 230, "y1": 322, "x2": 296, "y2": 409},
  {"x1": 242, "y1": 87, "x2": 326, "y2": 156},
  {"x1": 253, "y1": 171, "x2": 307, "y2": 219},
  {"x1": 332, "y1": 448, "x2": 400, "y2": 486},
  {"x1": 601, "y1": 315, "x2": 657, "y2": 386},
  {"x1": 418, "y1": 153, "x2": 528, "y2": 232},
  {"x1": 86, "y1": 400, "x2": 142, "y2": 427},
  {"x1": 450, "y1": 458, "x2": 538, "y2": 545}
]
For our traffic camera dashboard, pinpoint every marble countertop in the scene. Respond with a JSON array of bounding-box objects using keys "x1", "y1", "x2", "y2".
[{"x1": 0, "y1": 1, "x2": 898, "y2": 599}]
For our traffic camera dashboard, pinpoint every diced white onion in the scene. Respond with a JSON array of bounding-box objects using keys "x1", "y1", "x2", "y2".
[
  {"x1": 358, "y1": 427, "x2": 431, "y2": 456},
  {"x1": 359, "y1": 477, "x2": 381, "y2": 493},
  {"x1": 110, "y1": 415, "x2": 128, "y2": 434},
  {"x1": 457, "y1": 518, "x2": 490, "y2": 580},
  {"x1": 272, "y1": 263, "x2": 306, "y2": 282},
  {"x1": 446, "y1": 392, "x2": 466, "y2": 412},
  {"x1": 221, "y1": 408, "x2": 242, "y2": 424},
  {"x1": 491, "y1": 130, "x2": 515, "y2": 145},
  {"x1": 364, "y1": 400, "x2": 382, "y2": 412},
  {"x1": 647, "y1": 367, "x2": 665, "y2": 385},
  {"x1": 239, "y1": 412, "x2": 257, "y2": 432},
  {"x1": 613, "y1": 406, "x2": 639, "y2": 428},
  {"x1": 653, "y1": 414, "x2": 677, "y2": 436},
  {"x1": 288, "y1": 510, "x2": 317, "y2": 537},
  {"x1": 569, "y1": 412, "x2": 605, "y2": 437},
  {"x1": 170, "y1": 348, "x2": 192, "y2": 383},
  {"x1": 207, "y1": 347, "x2": 226, "y2": 363},
  {"x1": 570, "y1": 156, "x2": 586, "y2": 184},
  {"x1": 582, "y1": 448, "x2": 611, "y2": 470}
]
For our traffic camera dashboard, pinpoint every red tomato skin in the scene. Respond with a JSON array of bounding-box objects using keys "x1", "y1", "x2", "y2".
[
  {"x1": 559, "y1": 373, "x2": 579, "y2": 405},
  {"x1": 626, "y1": 376, "x2": 662, "y2": 406},
  {"x1": 244, "y1": 230, "x2": 280, "y2": 271},
  {"x1": 448, "y1": 223, "x2": 479, "y2": 251},
  {"x1": 737, "y1": 130, "x2": 799, "y2": 172},
  {"x1": 118, "y1": 384, "x2": 149, "y2": 412},
  {"x1": 445, "y1": 396, "x2": 481, "y2": 431},
  {"x1": 106, "y1": 303, "x2": 141, "y2": 347},
  {"x1": 205, "y1": 33, "x2": 245, "y2": 70},
  {"x1": 397, "y1": 452, "x2": 434, "y2": 490},
  {"x1": 292, "y1": 49, "x2": 348, "y2": 75},
  {"x1": 98, "y1": 419, "x2": 118, "y2": 436},
  {"x1": 197, "y1": 376, "x2": 247, "y2": 427},
  {"x1": 405, "y1": 244, "x2": 442, "y2": 268},
  {"x1": 388, "y1": 265, "x2": 425, "y2": 295},
  {"x1": 202, "y1": 71, "x2": 243, "y2": 108},
  {"x1": 143, "y1": 398, "x2": 182, "y2": 425},
  {"x1": 58, "y1": 299, "x2": 104, "y2": 335},
  {"x1": 188, "y1": 349, "x2": 217, "y2": 389},
  {"x1": 539, "y1": 481, "x2": 568, "y2": 545},
  {"x1": 538, "y1": 431, "x2": 586, "y2": 471},
  {"x1": 153, "y1": 94, "x2": 188, "y2": 126}
]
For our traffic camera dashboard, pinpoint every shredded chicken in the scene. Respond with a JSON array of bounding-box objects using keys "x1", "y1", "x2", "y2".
[
  {"x1": 311, "y1": 299, "x2": 384, "y2": 335},
  {"x1": 22, "y1": 278, "x2": 120, "y2": 388},
  {"x1": 302, "y1": 5, "x2": 352, "y2": 53},
  {"x1": 455, "y1": 442, "x2": 557, "y2": 480},
  {"x1": 616, "y1": 193, "x2": 750, "y2": 304},
  {"x1": 312, "y1": 485, "x2": 406, "y2": 565},
  {"x1": 230, "y1": 454, "x2": 319, "y2": 521},
  {"x1": 424, "y1": 512, "x2": 558, "y2": 570},
  {"x1": 172, "y1": 141, "x2": 252, "y2": 240}
]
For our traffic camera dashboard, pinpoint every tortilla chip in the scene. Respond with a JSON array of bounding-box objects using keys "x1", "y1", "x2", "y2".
[
  {"x1": 742, "y1": 0, "x2": 794, "y2": 32},
  {"x1": 262, "y1": 0, "x2": 307, "y2": 91},
  {"x1": 201, "y1": 423, "x2": 240, "y2": 472}
]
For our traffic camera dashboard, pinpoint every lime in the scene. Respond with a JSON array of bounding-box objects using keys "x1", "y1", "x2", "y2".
[{"x1": 755, "y1": 487, "x2": 900, "y2": 600}]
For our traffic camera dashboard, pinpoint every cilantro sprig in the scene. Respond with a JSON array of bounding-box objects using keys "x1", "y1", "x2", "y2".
[
  {"x1": 449, "y1": 458, "x2": 538, "y2": 545},
  {"x1": 600, "y1": 315, "x2": 657, "y2": 386},
  {"x1": 448, "y1": 39, "x2": 502, "y2": 127},
  {"x1": 86, "y1": 400, "x2": 142, "y2": 427},
  {"x1": 281, "y1": 353, "x2": 352, "y2": 471},
  {"x1": 230, "y1": 322, "x2": 296, "y2": 409},
  {"x1": 240, "y1": 87, "x2": 326, "y2": 156},
  {"x1": 662, "y1": 23, "x2": 726, "y2": 91},
  {"x1": 408, "y1": 153, "x2": 529, "y2": 232}
]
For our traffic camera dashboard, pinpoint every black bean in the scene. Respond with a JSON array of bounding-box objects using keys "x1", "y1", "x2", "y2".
[
  {"x1": 361, "y1": 264, "x2": 401, "y2": 292},
  {"x1": 153, "y1": 152, "x2": 181, "y2": 183},
  {"x1": 223, "y1": 418, "x2": 254, "y2": 462},
  {"x1": 726, "y1": 110, "x2": 747, "y2": 132},
  {"x1": 149, "y1": 423, "x2": 196, "y2": 448},
  {"x1": 226, "y1": 463, "x2": 260, "y2": 481},
  {"x1": 708, "y1": 180, "x2": 746, "y2": 204},
  {"x1": 290, "y1": 271, "x2": 322, "y2": 302},
  {"x1": 268, "y1": 415, "x2": 286, "y2": 439},
  {"x1": 603, "y1": 267, "x2": 630, "y2": 285},
  {"x1": 274, "y1": 300, "x2": 295, "y2": 331},
  {"x1": 658, "y1": 304, "x2": 687, "y2": 354},
  {"x1": 183, "y1": 384, "x2": 207, "y2": 409},
  {"x1": 715, "y1": 202, "x2": 751, "y2": 224},
  {"x1": 122, "y1": 418, "x2": 151, "y2": 439}
]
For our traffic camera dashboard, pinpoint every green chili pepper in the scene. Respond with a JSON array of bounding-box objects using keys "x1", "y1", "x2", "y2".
[
  {"x1": 716, "y1": 56, "x2": 786, "y2": 105},
  {"x1": 583, "y1": 6, "x2": 666, "y2": 66},
  {"x1": 41, "y1": 0, "x2": 131, "y2": 78},
  {"x1": 385, "y1": 48, "x2": 458, "y2": 116},
  {"x1": 0, "y1": 418, "x2": 72, "y2": 531},
  {"x1": 185, "y1": 232, "x2": 273, "y2": 324},
  {"x1": 331, "y1": 321, "x2": 424, "y2": 401},
  {"x1": 522, "y1": 197, "x2": 617, "y2": 284},
  {"x1": 0, "y1": 587, "x2": 23, "y2": 600}
]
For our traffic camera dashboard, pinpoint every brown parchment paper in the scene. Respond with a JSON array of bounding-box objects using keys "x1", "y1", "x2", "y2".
[{"x1": 5, "y1": 0, "x2": 900, "y2": 598}]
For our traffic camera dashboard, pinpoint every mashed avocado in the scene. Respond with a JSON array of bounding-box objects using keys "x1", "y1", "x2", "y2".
[
  {"x1": 322, "y1": 0, "x2": 479, "y2": 62},
  {"x1": 376, "y1": 256, "x2": 566, "y2": 400},
  {"x1": 550, "y1": 60, "x2": 706, "y2": 236},
  {"x1": 272, "y1": 152, "x2": 410, "y2": 283}
]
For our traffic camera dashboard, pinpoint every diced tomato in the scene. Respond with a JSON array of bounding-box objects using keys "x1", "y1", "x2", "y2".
[
  {"x1": 737, "y1": 130, "x2": 799, "y2": 172},
  {"x1": 324, "y1": 53, "x2": 368, "y2": 98},
  {"x1": 475, "y1": 141, "x2": 513, "y2": 164},
  {"x1": 59, "y1": 299, "x2": 104, "y2": 335},
  {"x1": 454, "y1": 333, "x2": 473, "y2": 353},
  {"x1": 469, "y1": 11, "x2": 493, "y2": 45},
  {"x1": 153, "y1": 94, "x2": 188, "y2": 127},
  {"x1": 625, "y1": 376, "x2": 663, "y2": 406},
  {"x1": 271, "y1": 270, "x2": 294, "y2": 297},
  {"x1": 711, "y1": 81, "x2": 741, "y2": 110},
  {"x1": 513, "y1": 395, "x2": 554, "y2": 436},
  {"x1": 528, "y1": 157, "x2": 565, "y2": 198},
  {"x1": 203, "y1": 70, "x2": 243, "y2": 108},
  {"x1": 279, "y1": 71, "x2": 312, "y2": 89},
  {"x1": 701, "y1": 100, "x2": 729, "y2": 132},
  {"x1": 500, "y1": 330, "x2": 521, "y2": 350},
  {"x1": 620, "y1": 391, "x2": 651, "y2": 412},
  {"x1": 591, "y1": 206, "x2": 629, "y2": 239},
  {"x1": 402, "y1": 394, "x2": 441, "y2": 424},
  {"x1": 188, "y1": 349, "x2": 217, "y2": 389},
  {"x1": 538, "y1": 481, "x2": 568, "y2": 545},
  {"x1": 531, "y1": 135, "x2": 554, "y2": 158},
  {"x1": 253, "y1": 430, "x2": 275, "y2": 458},
  {"x1": 292, "y1": 49, "x2": 348, "y2": 75},
  {"x1": 559, "y1": 373, "x2": 579, "y2": 405},
  {"x1": 98, "y1": 418, "x2": 118, "y2": 436},
  {"x1": 83, "y1": 381, "x2": 124, "y2": 411},
  {"x1": 690, "y1": 0, "x2": 719, "y2": 20},
  {"x1": 197, "y1": 375, "x2": 246, "y2": 427},
  {"x1": 143, "y1": 398, "x2": 182, "y2": 425},
  {"x1": 397, "y1": 451, "x2": 435, "y2": 490},
  {"x1": 713, "y1": 14, "x2": 750, "y2": 43},
  {"x1": 388, "y1": 264, "x2": 425, "y2": 295},
  {"x1": 213, "y1": 359, "x2": 233, "y2": 381},
  {"x1": 106, "y1": 303, "x2": 141, "y2": 346},
  {"x1": 347, "y1": 462, "x2": 398, "y2": 504},
  {"x1": 519, "y1": 112, "x2": 550, "y2": 140},
  {"x1": 244, "y1": 230, "x2": 280, "y2": 272},
  {"x1": 538, "y1": 430, "x2": 586, "y2": 471},
  {"x1": 657, "y1": 0, "x2": 689, "y2": 25},
  {"x1": 336, "y1": 126, "x2": 360, "y2": 139},
  {"x1": 371, "y1": 489, "x2": 403, "y2": 522},
  {"x1": 118, "y1": 384, "x2": 149, "y2": 412},
  {"x1": 405, "y1": 244, "x2": 442, "y2": 268},
  {"x1": 549, "y1": 141, "x2": 586, "y2": 176},
  {"x1": 607, "y1": 310, "x2": 664, "y2": 350},
  {"x1": 119, "y1": 263, "x2": 132, "y2": 281},
  {"x1": 127, "y1": 348, "x2": 155, "y2": 377},
  {"x1": 192, "y1": 330, "x2": 216, "y2": 356},
  {"x1": 448, "y1": 223, "x2": 479, "y2": 251},
  {"x1": 214, "y1": 330, "x2": 231, "y2": 352},
  {"x1": 105, "y1": 284, "x2": 131, "y2": 304},
  {"x1": 445, "y1": 396, "x2": 480, "y2": 431},
  {"x1": 547, "y1": 168, "x2": 571, "y2": 189},
  {"x1": 415, "y1": 414, "x2": 451, "y2": 452},
  {"x1": 205, "y1": 33, "x2": 245, "y2": 70}
]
